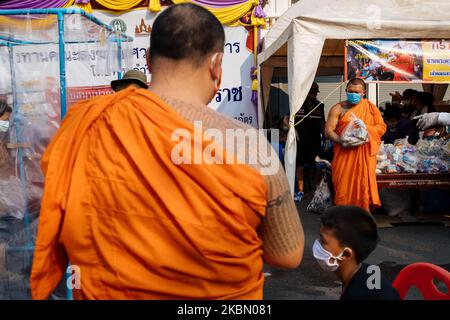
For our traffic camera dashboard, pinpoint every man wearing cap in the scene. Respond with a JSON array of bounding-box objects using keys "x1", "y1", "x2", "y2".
[
  {"x1": 111, "y1": 69, "x2": 149, "y2": 92},
  {"x1": 294, "y1": 82, "x2": 325, "y2": 199}
]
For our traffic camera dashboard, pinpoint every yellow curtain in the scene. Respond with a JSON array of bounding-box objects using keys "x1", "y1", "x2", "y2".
[
  {"x1": 64, "y1": 0, "x2": 76, "y2": 8},
  {"x1": 149, "y1": 0, "x2": 162, "y2": 12},
  {"x1": 95, "y1": 0, "x2": 143, "y2": 11},
  {"x1": 171, "y1": 0, "x2": 259, "y2": 25},
  {"x1": 0, "y1": 0, "x2": 76, "y2": 30}
]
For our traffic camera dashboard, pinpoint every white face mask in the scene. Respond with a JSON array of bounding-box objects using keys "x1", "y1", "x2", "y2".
[
  {"x1": 312, "y1": 239, "x2": 346, "y2": 272},
  {"x1": 0, "y1": 120, "x2": 9, "y2": 132}
]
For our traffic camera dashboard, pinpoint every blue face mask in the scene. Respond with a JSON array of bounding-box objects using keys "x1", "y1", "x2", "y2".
[{"x1": 347, "y1": 92, "x2": 362, "y2": 105}]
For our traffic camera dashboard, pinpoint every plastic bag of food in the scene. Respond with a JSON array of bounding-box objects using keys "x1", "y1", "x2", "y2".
[
  {"x1": 395, "y1": 149, "x2": 419, "y2": 173},
  {"x1": 394, "y1": 136, "x2": 416, "y2": 154},
  {"x1": 417, "y1": 156, "x2": 449, "y2": 173},
  {"x1": 341, "y1": 113, "x2": 369, "y2": 147},
  {"x1": 397, "y1": 161, "x2": 416, "y2": 173},
  {"x1": 385, "y1": 164, "x2": 399, "y2": 174},
  {"x1": 440, "y1": 139, "x2": 450, "y2": 163},
  {"x1": 376, "y1": 142, "x2": 388, "y2": 162},
  {"x1": 377, "y1": 159, "x2": 392, "y2": 172},
  {"x1": 402, "y1": 152, "x2": 418, "y2": 167},
  {"x1": 384, "y1": 144, "x2": 397, "y2": 159},
  {"x1": 307, "y1": 177, "x2": 333, "y2": 214},
  {"x1": 416, "y1": 138, "x2": 441, "y2": 157}
]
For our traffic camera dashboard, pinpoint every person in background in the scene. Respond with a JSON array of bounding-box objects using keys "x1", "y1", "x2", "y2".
[
  {"x1": 410, "y1": 92, "x2": 439, "y2": 141},
  {"x1": 410, "y1": 91, "x2": 436, "y2": 120},
  {"x1": 30, "y1": 3, "x2": 304, "y2": 300},
  {"x1": 0, "y1": 102, "x2": 12, "y2": 173},
  {"x1": 390, "y1": 89, "x2": 417, "y2": 118},
  {"x1": 325, "y1": 78, "x2": 386, "y2": 212},
  {"x1": 382, "y1": 104, "x2": 414, "y2": 145},
  {"x1": 401, "y1": 89, "x2": 417, "y2": 105},
  {"x1": 294, "y1": 82, "x2": 325, "y2": 201},
  {"x1": 400, "y1": 89, "x2": 418, "y2": 118},
  {"x1": 313, "y1": 206, "x2": 400, "y2": 300},
  {"x1": 0, "y1": 102, "x2": 17, "y2": 245},
  {"x1": 388, "y1": 91, "x2": 402, "y2": 108},
  {"x1": 110, "y1": 69, "x2": 149, "y2": 92}
]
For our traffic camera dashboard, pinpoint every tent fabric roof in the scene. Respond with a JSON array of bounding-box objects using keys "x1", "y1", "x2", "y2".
[{"x1": 260, "y1": 0, "x2": 450, "y2": 64}]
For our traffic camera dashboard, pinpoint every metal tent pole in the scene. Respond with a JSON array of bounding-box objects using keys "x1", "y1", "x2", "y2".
[
  {"x1": 58, "y1": 11, "x2": 67, "y2": 119},
  {"x1": 56, "y1": 11, "x2": 73, "y2": 301},
  {"x1": 8, "y1": 44, "x2": 33, "y2": 248},
  {"x1": 117, "y1": 33, "x2": 123, "y2": 80}
]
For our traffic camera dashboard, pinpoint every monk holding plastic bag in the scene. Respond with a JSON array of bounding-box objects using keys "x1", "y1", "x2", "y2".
[{"x1": 325, "y1": 78, "x2": 386, "y2": 212}]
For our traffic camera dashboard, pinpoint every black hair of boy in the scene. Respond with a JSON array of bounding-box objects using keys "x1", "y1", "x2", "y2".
[{"x1": 321, "y1": 206, "x2": 380, "y2": 263}]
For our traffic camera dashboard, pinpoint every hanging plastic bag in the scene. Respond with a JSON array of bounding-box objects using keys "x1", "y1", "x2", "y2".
[
  {"x1": 307, "y1": 176, "x2": 333, "y2": 214},
  {"x1": 341, "y1": 113, "x2": 369, "y2": 147}
]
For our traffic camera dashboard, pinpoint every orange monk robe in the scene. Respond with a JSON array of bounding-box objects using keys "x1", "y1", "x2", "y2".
[
  {"x1": 30, "y1": 87, "x2": 268, "y2": 300},
  {"x1": 332, "y1": 99, "x2": 386, "y2": 212}
]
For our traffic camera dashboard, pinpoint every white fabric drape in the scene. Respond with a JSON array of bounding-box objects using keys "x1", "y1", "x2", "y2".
[{"x1": 285, "y1": 24, "x2": 325, "y2": 193}]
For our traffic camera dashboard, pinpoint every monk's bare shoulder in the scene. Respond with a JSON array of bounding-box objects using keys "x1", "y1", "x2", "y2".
[
  {"x1": 328, "y1": 102, "x2": 343, "y2": 117},
  {"x1": 330, "y1": 101, "x2": 353, "y2": 119}
]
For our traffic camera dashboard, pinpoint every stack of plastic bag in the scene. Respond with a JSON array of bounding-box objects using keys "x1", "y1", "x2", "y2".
[
  {"x1": 376, "y1": 137, "x2": 449, "y2": 174},
  {"x1": 394, "y1": 137, "x2": 418, "y2": 173},
  {"x1": 417, "y1": 156, "x2": 449, "y2": 173},
  {"x1": 415, "y1": 138, "x2": 449, "y2": 173},
  {"x1": 376, "y1": 137, "x2": 419, "y2": 173}
]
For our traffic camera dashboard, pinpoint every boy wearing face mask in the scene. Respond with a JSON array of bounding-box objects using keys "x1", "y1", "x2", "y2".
[{"x1": 313, "y1": 206, "x2": 400, "y2": 300}]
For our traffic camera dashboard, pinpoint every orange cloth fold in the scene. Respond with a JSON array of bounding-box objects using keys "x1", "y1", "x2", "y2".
[
  {"x1": 332, "y1": 99, "x2": 386, "y2": 212},
  {"x1": 30, "y1": 87, "x2": 267, "y2": 300}
]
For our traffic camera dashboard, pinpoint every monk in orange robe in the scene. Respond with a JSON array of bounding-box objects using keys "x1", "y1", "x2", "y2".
[
  {"x1": 30, "y1": 4, "x2": 304, "y2": 300},
  {"x1": 325, "y1": 78, "x2": 386, "y2": 212}
]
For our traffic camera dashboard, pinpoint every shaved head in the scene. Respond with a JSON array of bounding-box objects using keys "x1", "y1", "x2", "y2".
[
  {"x1": 347, "y1": 78, "x2": 366, "y2": 91},
  {"x1": 149, "y1": 3, "x2": 225, "y2": 66}
]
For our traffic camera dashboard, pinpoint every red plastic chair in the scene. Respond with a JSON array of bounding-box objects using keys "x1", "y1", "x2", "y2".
[{"x1": 393, "y1": 262, "x2": 450, "y2": 300}]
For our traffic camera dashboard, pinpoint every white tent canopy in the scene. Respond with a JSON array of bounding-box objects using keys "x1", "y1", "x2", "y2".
[{"x1": 257, "y1": 0, "x2": 450, "y2": 194}]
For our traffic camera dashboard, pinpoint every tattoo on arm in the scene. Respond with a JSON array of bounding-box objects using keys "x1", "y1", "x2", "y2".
[{"x1": 267, "y1": 190, "x2": 291, "y2": 208}]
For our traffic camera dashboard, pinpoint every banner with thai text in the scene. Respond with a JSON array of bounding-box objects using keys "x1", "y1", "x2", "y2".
[
  {"x1": 93, "y1": 9, "x2": 257, "y2": 127},
  {"x1": 0, "y1": 9, "x2": 257, "y2": 127}
]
